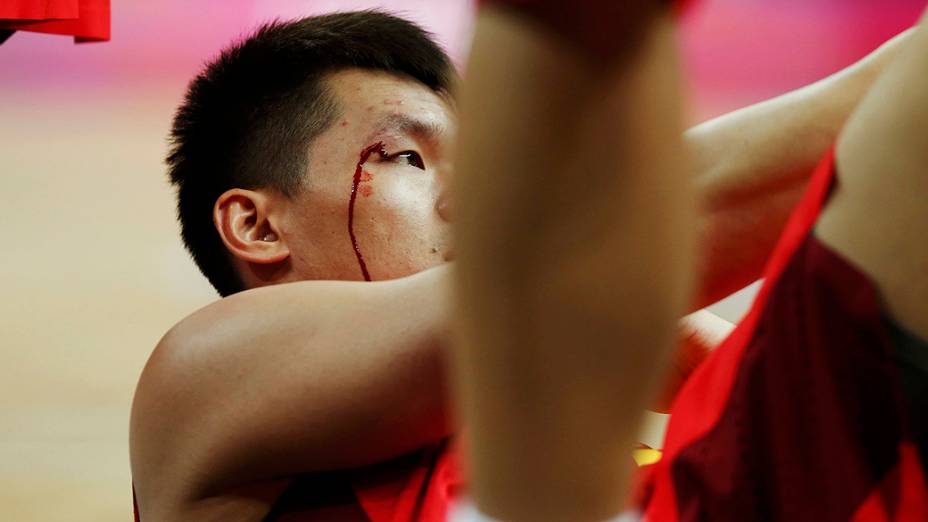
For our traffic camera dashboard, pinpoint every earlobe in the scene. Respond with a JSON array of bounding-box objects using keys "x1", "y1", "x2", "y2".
[{"x1": 214, "y1": 189, "x2": 290, "y2": 265}]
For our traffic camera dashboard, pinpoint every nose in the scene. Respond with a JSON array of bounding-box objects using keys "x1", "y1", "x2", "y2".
[
  {"x1": 435, "y1": 160, "x2": 454, "y2": 222},
  {"x1": 436, "y1": 188, "x2": 453, "y2": 222}
]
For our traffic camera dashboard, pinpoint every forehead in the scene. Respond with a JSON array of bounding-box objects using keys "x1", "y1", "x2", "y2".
[{"x1": 324, "y1": 68, "x2": 454, "y2": 133}]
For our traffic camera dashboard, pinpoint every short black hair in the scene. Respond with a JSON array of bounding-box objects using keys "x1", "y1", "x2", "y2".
[{"x1": 167, "y1": 11, "x2": 454, "y2": 296}]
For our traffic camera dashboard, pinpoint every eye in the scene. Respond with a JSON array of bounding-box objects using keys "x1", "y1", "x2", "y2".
[{"x1": 390, "y1": 150, "x2": 426, "y2": 170}]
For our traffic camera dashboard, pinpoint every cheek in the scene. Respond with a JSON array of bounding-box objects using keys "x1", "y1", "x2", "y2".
[
  {"x1": 358, "y1": 170, "x2": 375, "y2": 198},
  {"x1": 364, "y1": 176, "x2": 439, "y2": 241}
]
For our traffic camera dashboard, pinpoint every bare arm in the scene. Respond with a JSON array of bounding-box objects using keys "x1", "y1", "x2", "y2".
[
  {"x1": 452, "y1": 6, "x2": 692, "y2": 521},
  {"x1": 690, "y1": 29, "x2": 913, "y2": 309},
  {"x1": 653, "y1": 310, "x2": 735, "y2": 412},
  {"x1": 130, "y1": 265, "x2": 452, "y2": 518},
  {"x1": 127, "y1": 26, "x2": 914, "y2": 520},
  {"x1": 818, "y1": 11, "x2": 928, "y2": 339}
]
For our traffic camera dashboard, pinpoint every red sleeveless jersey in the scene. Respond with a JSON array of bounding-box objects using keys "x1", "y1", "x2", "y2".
[
  {"x1": 348, "y1": 439, "x2": 462, "y2": 522},
  {"x1": 639, "y1": 149, "x2": 928, "y2": 521},
  {"x1": 261, "y1": 439, "x2": 462, "y2": 521},
  {"x1": 133, "y1": 440, "x2": 462, "y2": 522}
]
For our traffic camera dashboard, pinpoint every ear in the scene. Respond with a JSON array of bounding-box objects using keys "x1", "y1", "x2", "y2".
[{"x1": 214, "y1": 189, "x2": 290, "y2": 264}]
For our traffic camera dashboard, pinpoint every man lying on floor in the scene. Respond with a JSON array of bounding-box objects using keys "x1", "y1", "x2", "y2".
[{"x1": 129, "y1": 9, "x2": 911, "y2": 521}]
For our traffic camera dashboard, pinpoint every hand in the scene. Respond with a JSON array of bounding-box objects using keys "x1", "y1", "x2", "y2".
[{"x1": 652, "y1": 310, "x2": 734, "y2": 413}]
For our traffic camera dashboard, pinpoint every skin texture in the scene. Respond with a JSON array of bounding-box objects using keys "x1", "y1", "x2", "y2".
[
  {"x1": 133, "y1": 69, "x2": 457, "y2": 521},
  {"x1": 130, "y1": 29, "x2": 911, "y2": 521},
  {"x1": 689, "y1": 29, "x2": 913, "y2": 309},
  {"x1": 818, "y1": 13, "x2": 928, "y2": 340},
  {"x1": 451, "y1": 11, "x2": 914, "y2": 522},
  {"x1": 452, "y1": 8, "x2": 692, "y2": 520},
  {"x1": 132, "y1": 267, "x2": 454, "y2": 521},
  {"x1": 448, "y1": 10, "x2": 924, "y2": 520},
  {"x1": 654, "y1": 310, "x2": 735, "y2": 412},
  {"x1": 214, "y1": 68, "x2": 455, "y2": 288}
]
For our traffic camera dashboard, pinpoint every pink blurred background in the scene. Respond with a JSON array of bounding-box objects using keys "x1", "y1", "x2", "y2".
[
  {"x1": 2, "y1": 0, "x2": 923, "y2": 116},
  {"x1": 0, "y1": 1, "x2": 923, "y2": 520}
]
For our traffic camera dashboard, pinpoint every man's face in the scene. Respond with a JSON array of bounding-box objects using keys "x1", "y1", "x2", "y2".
[{"x1": 277, "y1": 68, "x2": 455, "y2": 282}]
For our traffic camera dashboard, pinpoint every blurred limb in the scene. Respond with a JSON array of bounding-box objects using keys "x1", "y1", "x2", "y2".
[
  {"x1": 818, "y1": 9, "x2": 928, "y2": 340},
  {"x1": 689, "y1": 28, "x2": 914, "y2": 309},
  {"x1": 652, "y1": 310, "x2": 734, "y2": 413},
  {"x1": 452, "y1": 5, "x2": 693, "y2": 522}
]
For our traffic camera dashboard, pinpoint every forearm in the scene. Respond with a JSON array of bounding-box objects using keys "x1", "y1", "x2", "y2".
[
  {"x1": 689, "y1": 29, "x2": 912, "y2": 308},
  {"x1": 453, "y1": 8, "x2": 692, "y2": 522},
  {"x1": 821, "y1": 11, "x2": 928, "y2": 340}
]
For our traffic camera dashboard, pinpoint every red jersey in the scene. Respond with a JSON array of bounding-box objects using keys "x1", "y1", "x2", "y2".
[
  {"x1": 260, "y1": 440, "x2": 462, "y2": 521},
  {"x1": 349, "y1": 439, "x2": 462, "y2": 522},
  {"x1": 640, "y1": 150, "x2": 928, "y2": 521},
  {"x1": 133, "y1": 440, "x2": 462, "y2": 522}
]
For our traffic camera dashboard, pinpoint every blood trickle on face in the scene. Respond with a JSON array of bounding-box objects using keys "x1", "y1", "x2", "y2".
[
  {"x1": 347, "y1": 142, "x2": 386, "y2": 281},
  {"x1": 358, "y1": 170, "x2": 374, "y2": 197},
  {"x1": 276, "y1": 70, "x2": 453, "y2": 285}
]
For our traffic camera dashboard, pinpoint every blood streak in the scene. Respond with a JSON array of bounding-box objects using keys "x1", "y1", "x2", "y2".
[{"x1": 348, "y1": 142, "x2": 385, "y2": 281}]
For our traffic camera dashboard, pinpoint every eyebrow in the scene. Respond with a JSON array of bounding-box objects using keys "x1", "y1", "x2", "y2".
[{"x1": 370, "y1": 113, "x2": 447, "y2": 145}]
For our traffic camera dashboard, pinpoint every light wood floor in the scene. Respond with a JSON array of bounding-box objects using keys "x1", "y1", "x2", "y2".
[{"x1": 0, "y1": 89, "x2": 217, "y2": 521}]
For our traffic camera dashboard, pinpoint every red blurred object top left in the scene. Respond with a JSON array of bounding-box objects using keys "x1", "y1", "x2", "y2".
[
  {"x1": 0, "y1": 0, "x2": 110, "y2": 44},
  {"x1": 0, "y1": 0, "x2": 79, "y2": 20}
]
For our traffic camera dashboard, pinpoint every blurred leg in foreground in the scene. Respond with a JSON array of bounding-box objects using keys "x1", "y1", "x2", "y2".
[{"x1": 451, "y1": 3, "x2": 694, "y2": 521}]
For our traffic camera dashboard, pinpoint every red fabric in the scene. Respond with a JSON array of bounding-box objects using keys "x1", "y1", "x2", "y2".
[
  {"x1": 0, "y1": 0, "x2": 109, "y2": 43},
  {"x1": 0, "y1": 0, "x2": 78, "y2": 20},
  {"x1": 640, "y1": 149, "x2": 928, "y2": 521},
  {"x1": 353, "y1": 439, "x2": 463, "y2": 522},
  {"x1": 202, "y1": 439, "x2": 463, "y2": 521},
  {"x1": 851, "y1": 444, "x2": 928, "y2": 522},
  {"x1": 132, "y1": 442, "x2": 462, "y2": 521},
  {"x1": 653, "y1": 324, "x2": 716, "y2": 413}
]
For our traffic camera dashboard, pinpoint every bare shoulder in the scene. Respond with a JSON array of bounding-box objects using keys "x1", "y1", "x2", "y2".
[
  {"x1": 128, "y1": 282, "x2": 355, "y2": 500},
  {"x1": 129, "y1": 268, "x2": 451, "y2": 518},
  {"x1": 128, "y1": 284, "x2": 325, "y2": 516},
  {"x1": 128, "y1": 298, "x2": 244, "y2": 518},
  {"x1": 816, "y1": 21, "x2": 928, "y2": 339}
]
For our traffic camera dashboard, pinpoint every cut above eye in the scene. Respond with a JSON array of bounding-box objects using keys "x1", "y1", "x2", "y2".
[{"x1": 391, "y1": 150, "x2": 426, "y2": 170}]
